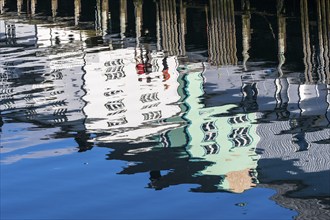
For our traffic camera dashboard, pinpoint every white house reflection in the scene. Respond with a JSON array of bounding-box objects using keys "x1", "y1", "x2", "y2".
[{"x1": 83, "y1": 47, "x2": 182, "y2": 142}]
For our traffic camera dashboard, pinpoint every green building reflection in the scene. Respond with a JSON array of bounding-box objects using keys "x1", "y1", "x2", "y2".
[{"x1": 182, "y1": 68, "x2": 259, "y2": 193}]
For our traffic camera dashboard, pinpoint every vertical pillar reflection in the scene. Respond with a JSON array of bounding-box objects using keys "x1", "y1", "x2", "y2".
[
  {"x1": 241, "y1": 0, "x2": 251, "y2": 71},
  {"x1": 155, "y1": 0, "x2": 161, "y2": 51},
  {"x1": 96, "y1": 0, "x2": 102, "y2": 32},
  {"x1": 74, "y1": 0, "x2": 81, "y2": 26},
  {"x1": 31, "y1": 0, "x2": 37, "y2": 17},
  {"x1": 134, "y1": 0, "x2": 143, "y2": 47},
  {"x1": 159, "y1": 0, "x2": 179, "y2": 56},
  {"x1": 101, "y1": 0, "x2": 109, "y2": 36},
  {"x1": 0, "y1": 0, "x2": 5, "y2": 14},
  {"x1": 51, "y1": 0, "x2": 58, "y2": 19},
  {"x1": 277, "y1": 0, "x2": 286, "y2": 76},
  {"x1": 120, "y1": 0, "x2": 127, "y2": 42},
  {"x1": 300, "y1": 0, "x2": 312, "y2": 83},
  {"x1": 208, "y1": 0, "x2": 237, "y2": 66},
  {"x1": 316, "y1": 0, "x2": 330, "y2": 83},
  {"x1": 179, "y1": 0, "x2": 186, "y2": 56},
  {"x1": 17, "y1": 0, "x2": 23, "y2": 16}
]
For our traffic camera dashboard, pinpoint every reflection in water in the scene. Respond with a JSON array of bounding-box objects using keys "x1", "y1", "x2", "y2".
[
  {"x1": 74, "y1": 0, "x2": 81, "y2": 26},
  {"x1": 51, "y1": 0, "x2": 57, "y2": 19},
  {"x1": 241, "y1": 0, "x2": 251, "y2": 71},
  {"x1": 1, "y1": 0, "x2": 330, "y2": 219},
  {"x1": 208, "y1": 0, "x2": 237, "y2": 66},
  {"x1": 277, "y1": 0, "x2": 286, "y2": 76}
]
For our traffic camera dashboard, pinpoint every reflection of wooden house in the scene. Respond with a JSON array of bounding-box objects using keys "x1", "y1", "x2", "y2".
[
  {"x1": 181, "y1": 66, "x2": 259, "y2": 193},
  {"x1": 83, "y1": 47, "x2": 182, "y2": 142}
]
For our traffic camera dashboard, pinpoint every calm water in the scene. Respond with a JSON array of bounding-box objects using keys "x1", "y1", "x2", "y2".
[{"x1": 1, "y1": 0, "x2": 330, "y2": 219}]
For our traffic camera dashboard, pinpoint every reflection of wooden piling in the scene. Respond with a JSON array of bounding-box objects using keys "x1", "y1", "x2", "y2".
[
  {"x1": 74, "y1": 0, "x2": 81, "y2": 26},
  {"x1": 316, "y1": 0, "x2": 330, "y2": 83},
  {"x1": 327, "y1": 0, "x2": 330, "y2": 84},
  {"x1": 96, "y1": 0, "x2": 101, "y2": 31},
  {"x1": 179, "y1": 0, "x2": 186, "y2": 56},
  {"x1": 0, "y1": 0, "x2": 5, "y2": 14},
  {"x1": 120, "y1": 0, "x2": 127, "y2": 42},
  {"x1": 134, "y1": 0, "x2": 143, "y2": 47},
  {"x1": 277, "y1": 0, "x2": 286, "y2": 76},
  {"x1": 155, "y1": 0, "x2": 161, "y2": 50},
  {"x1": 17, "y1": 0, "x2": 22, "y2": 16},
  {"x1": 51, "y1": 0, "x2": 58, "y2": 19},
  {"x1": 30, "y1": 0, "x2": 37, "y2": 16},
  {"x1": 242, "y1": 0, "x2": 251, "y2": 71},
  {"x1": 208, "y1": 0, "x2": 237, "y2": 66},
  {"x1": 159, "y1": 0, "x2": 180, "y2": 56},
  {"x1": 101, "y1": 0, "x2": 109, "y2": 36},
  {"x1": 300, "y1": 0, "x2": 312, "y2": 83}
]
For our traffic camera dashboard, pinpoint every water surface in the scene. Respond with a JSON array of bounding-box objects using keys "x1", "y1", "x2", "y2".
[{"x1": 1, "y1": 0, "x2": 330, "y2": 219}]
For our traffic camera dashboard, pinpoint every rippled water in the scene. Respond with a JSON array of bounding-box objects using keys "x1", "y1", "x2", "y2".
[{"x1": 1, "y1": 0, "x2": 330, "y2": 219}]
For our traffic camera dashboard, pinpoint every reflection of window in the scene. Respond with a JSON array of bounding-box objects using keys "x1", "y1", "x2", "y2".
[
  {"x1": 106, "y1": 65, "x2": 124, "y2": 73},
  {"x1": 203, "y1": 132, "x2": 217, "y2": 142},
  {"x1": 53, "y1": 117, "x2": 68, "y2": 124},
  {"x1": 2, "y1": 100, "x2": 14, "y2": 110},
  {"x1": 50, "y1": 90, "x2": 64, "y2": 96},
  {"x1": 141, "y1": 102, "x2": 161, "y2": 109},
  {"x1": 107, "y1": 117, "x2": 128, "y2": 127},
  {"x1": 51, "y1": 70, "x2": 63, "y2": 80},
  {"x1": 228, "y1": 115, "x2": 248, "y2": 124},
  {"x1": 105, "y1": 72, "x2": 126, "y2": 80},
  {"x1": 25, "y1": 109, "x2": 37, "y2": 116},
  {"x1": 142, "y1": 110, "x2": 162, "y2": 121},
  {"x1": 140, "y1": 93, "x2": 159, "y2": 103},
  {"x1": 104, "y1": 90, "x2": 123, "y2": 97},
  {"x1": 105, "y1": 100, "x2": 125, "y2": 111},
  {"x1": 105, "y1": 66, "x2": 126, "y2": 80},
  {"x1": 51, "y1": 100, "x2": 67, "y2": 107},
  {"x1": 107, "y1": 109, "x2": 127, "y2": 116},
  {"x1": 104, "y1": 59, "x2": 124, "y2": 66},
  {"x1": 53, "y1": 108, "x2": 67, "y2": 116},
  {"x1": 202, "y1": 143, "x2": 220, "y2": 155},
  {"x1": 201, "y1": 121, "x2": 216, "y2": 132},
  {"x1": 228, "y1": 127, "x2": 252, "y2": 147}
]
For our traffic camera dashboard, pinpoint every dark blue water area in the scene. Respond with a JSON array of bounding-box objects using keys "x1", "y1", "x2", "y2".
[{"x1": 1, "y1": 124, "x2": 296, "y2": 220}]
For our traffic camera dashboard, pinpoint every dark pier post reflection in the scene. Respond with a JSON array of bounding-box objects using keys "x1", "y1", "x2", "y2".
[
  {"x1": 241, "y1": 0, "x2": 251, "y2": 71},
  {"x1": 120, "y1": 0, "x2": 127, "y2": 43},
  {"x1": 277, "y1": 0, "x2": 286, "y2": 76},
  {"x1": 134, "y1": 0, "x2": 142, "y2": 47},
  {"x1": 94, "y1": 0, "x2": 110, "y2": 37},
  {"x1": 95, "y1": 0, "x2": 101, "y2": 32},
  {"x1": 299, "y1": 0, "x2": 330, "y2": 83},
  {"x1": 101, "y1": 0, "x2": 109, "y2": 36},
  {"x1": 316, "y1": 0, "x2": 330, "y2": 83},
  {"x1": 0, "y1": 0, "x2": 5, "y2": 14},
  {"x1": 155, "y1": 0, "x2": 161, "y2": 50},
  {"x1": 31, "y1": 0, "x2": 37, "y2": 17},
  {"x1": 17, "y1": 0, "x2": 22, "y2": 16},
  {"x1": 274, "y1": 0, "x2": 289, "y2": 119},
  {"x1": 74, "y1": 0, "x2": 81, "y2": 26},
  {"x1": 51, "y1": 0, "x2": 58, "y2": 19},
  {"x1": 158, "y1": 0, "x2": 179, "y2": 56},
  {"x1": 300, "y1": 0, "x2": 312, "y2": 82},
  {"x1": 178, "y1": 0, "x2": 186, "y2": 56},
  {"x1": 207, "y1": 0, "x2": 237, "y2": 66}
]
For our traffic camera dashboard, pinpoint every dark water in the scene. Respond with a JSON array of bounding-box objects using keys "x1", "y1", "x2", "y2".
[{"x1": 1, "y1": 0, "x2": 330, "y2": 219}]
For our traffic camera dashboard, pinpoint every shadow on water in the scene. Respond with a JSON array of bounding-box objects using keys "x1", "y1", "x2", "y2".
[{"x1": 0, "y1": 0, "x2": 330, "y2": 219}]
